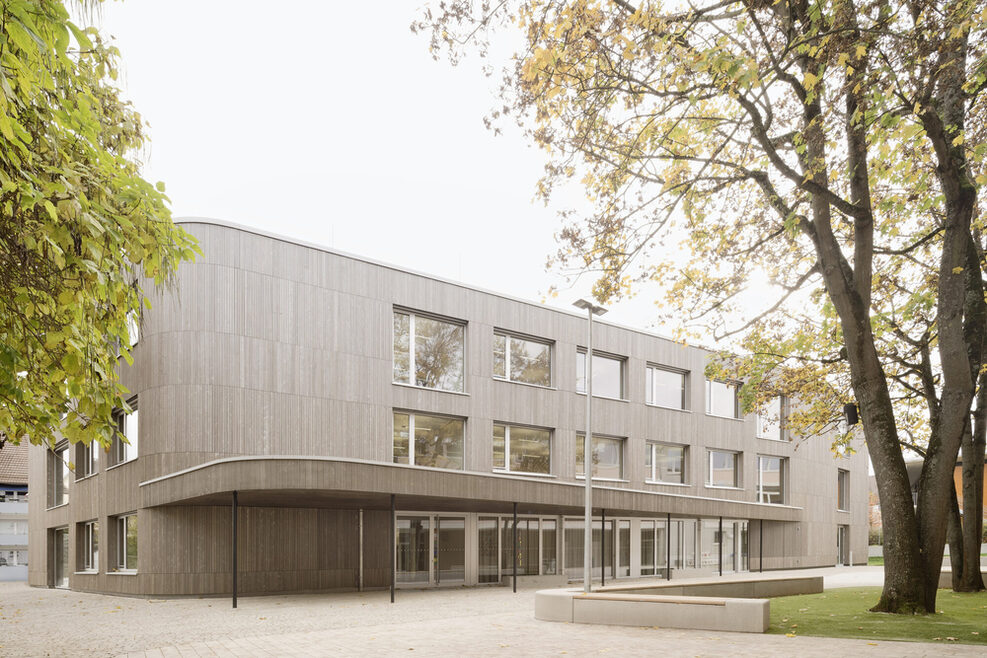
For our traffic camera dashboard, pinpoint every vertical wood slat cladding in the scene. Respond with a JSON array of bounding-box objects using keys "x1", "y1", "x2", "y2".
[{"x1": 27, "y1": 219, "x2": 870, "y2": 595}]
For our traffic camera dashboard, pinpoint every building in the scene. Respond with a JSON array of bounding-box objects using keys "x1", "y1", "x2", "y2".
[
  {"x1": 28, "y1": 219, "x2": 868, "y2": 597},
  {"x1": 1, "y1": 442, "x2": 29, "y2": 581}
]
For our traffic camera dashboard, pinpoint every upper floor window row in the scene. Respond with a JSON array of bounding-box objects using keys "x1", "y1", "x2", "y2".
[
  {"x1": 493, "y1": 332, "x2": 552, "y2": 387},
  {"x1": 757, "y1": 396, "x2": 787, "y2": 441},
  {"x1": 110, "y1": 398, "x2": 139, "y2": 466},
  {"x1": 646, "y1": 366, "x2": 688, "y2": 410},
  {"x1": 576, "y1": 349, "x2": 625, "y2": 399},
  {"x1": 706, "y1": 380, "x2": 740, "y2": 419},
  {"x1": 393, "y1": 311, "x2": 465, "y2": 393}
]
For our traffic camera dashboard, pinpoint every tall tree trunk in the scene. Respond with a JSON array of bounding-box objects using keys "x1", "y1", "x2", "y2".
[
  {"x1": 961, "y1": 381, "x2": 987, "y2": 590},
  {"x1": 948, "y1": 480, "x2": 964, "y2": 591}
]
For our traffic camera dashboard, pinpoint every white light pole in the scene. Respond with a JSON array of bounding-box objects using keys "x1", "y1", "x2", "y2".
[{"x1": 573, "y1": 298, "x2": 607, "y2": 593}]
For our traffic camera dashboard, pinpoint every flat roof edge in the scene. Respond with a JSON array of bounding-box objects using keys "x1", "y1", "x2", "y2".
[{"x1": 174, "y1": 216, "x2": 693, "y2": 349}]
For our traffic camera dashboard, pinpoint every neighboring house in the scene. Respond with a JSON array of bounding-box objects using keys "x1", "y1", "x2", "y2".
[
  {"x1": 868, "y1": 457, "x2": 987, "y2": 536},
  {"x1": 28, "y1": 219, "x2": 869, "y2": 597},
  {"x1": 0, "y1": 442, "x2": 29, "y2": 581}
]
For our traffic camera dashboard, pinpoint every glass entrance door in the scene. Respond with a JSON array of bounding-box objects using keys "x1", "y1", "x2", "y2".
[
  {"x1": 396, "y1": 514, "x2": 466, "y2": 586},
  {"x1": 435, "y1": 517, "x2": 465, "y2": 584},
  {"x1": 396, "y1": 516, "x2": 430, "y2": 585},
  {"x1": 53, "y1": 527, "x2": 69, "y2": 588}
]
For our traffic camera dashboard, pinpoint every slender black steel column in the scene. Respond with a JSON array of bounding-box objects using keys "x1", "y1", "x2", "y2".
[
  {"x1": 718, "y1": 517, "x2": 723, "y2": 576},
  {"x1": 232, "y1": 490, "x2": 238, "y2": 609},
  {"x1": 666, "y1": 513, "x2": 671, "y2": 581},
  {"x1": 512, "y1": 502, "x2": 518, "y2": 593},
  {"x1": 390, "y1": 494, "x2": 395, "y2": 603},
  {"x1": 759, "y1": 520, "x2": 764, "y2": 573},
  {"x1": 600, "y1": 509, "x2": 606, "y2": 587}
]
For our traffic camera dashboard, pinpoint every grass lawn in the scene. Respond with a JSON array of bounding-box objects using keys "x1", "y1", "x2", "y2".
[
  {"x1": 768, "y1": 587, "x2": 987, "y2": 645},
  {"x1": 868, "y1": 556, "x2": 883, "y2": 566}
]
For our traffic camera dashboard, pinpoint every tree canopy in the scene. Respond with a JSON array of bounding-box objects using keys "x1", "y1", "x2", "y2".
[
  {"x1": 0, "y1": 0, "x2": 198, "y2": 451},
  {"x1": 417, "y1": 0, "x2": 987, "y2": 612}
]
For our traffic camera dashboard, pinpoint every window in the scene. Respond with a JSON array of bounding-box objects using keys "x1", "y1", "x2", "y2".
[
  {"x1": 392, "y1": 412, "x2": 465, "y2": 470},
  {"x1": 115, "y1": 514, "x2": 138, "y2": 571},
  {"x1": 110, "y1": 400, "x2": 139, "y2": 466},
  {"x1": 493, "y1": 333, "x2": 551, "y2": 387},
  {"x1": 77, "y1": 440, "x2": 99, "y2": 478},
  {"x1": 837, "y1": 469, "x2": 850, "y2": 511},
  {"x1": 757, "y1": 456, "x2": 786, "y2": 504},
  {"x1": 707, "y1": 450, "x2": 740, "y2": 488},
  {"x1": 646, "y1": 442, "x2": 687, "y2": 484},
  {"x1": 757, "y1": 396, "x2": 786, "y2": 440},
  {"x1": 47, "y1": 443, "x2": 70, "y2": 507},
  {"x1": 493, "y1": 424, "x2": 551, "y2": 475},
  {"x1": 706, "y1": 380, "x2": 740, "y2": 418},
  {"x1": 81, "y1": 521, "x2": 98, "y2": 572},
  {"x1": 646, "y1": 366, "x2": 688, "y2": 409},
  {"x1": 126, "y1": 309, "x2": 140, "y2": 348},
  {"x1": 576, "y1": 350, "x2": 624, "y2": 399},
  {"x1": 393, "y1": 310, "x2": 465, "y2": 392},
  {"x1": 575, "y1": 434, "x2": 623, "y2": 479}
]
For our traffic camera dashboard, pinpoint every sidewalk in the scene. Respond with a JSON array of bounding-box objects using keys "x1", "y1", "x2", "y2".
[{"x1": 1, "y1": 567, "x2": 980, "y2": 658}]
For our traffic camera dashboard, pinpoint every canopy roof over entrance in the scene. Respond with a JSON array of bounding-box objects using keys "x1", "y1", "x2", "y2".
[{"x1": 140, "y1": 456, "x2": 802, "y2": 521}]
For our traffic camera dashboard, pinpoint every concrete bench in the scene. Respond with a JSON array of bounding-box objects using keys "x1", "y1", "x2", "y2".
[{"x1": 535, "y1": 587, "x2": 770, "y2": 633}]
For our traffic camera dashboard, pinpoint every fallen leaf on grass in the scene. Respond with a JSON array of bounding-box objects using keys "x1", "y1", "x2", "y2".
[{"x1": 785, "y1": 633, "x2": 796, "y2": 638}]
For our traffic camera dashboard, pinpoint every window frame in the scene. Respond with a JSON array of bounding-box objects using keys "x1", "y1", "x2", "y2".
[
  {"x1": 392, "y1": 309, "x2": 467, "y2": 394},
  {"x1": 82, "y1": 520, "x2": 99, "y2": 572},
  {"x1": 492, "y1": 423, "x2": 553, "y2": 476},
  {"x1": 756, "y1": 396, "x2": 787, "y2": 441},
  {"x1": 47, "y1": 443, "x2": 70, "y2": 508},
  {"x1": 705, "y1": 379, "x2": 741, "y2": 419},
  {"x1": 706, "y1": 449, "x2": 741, "y2": 489},
  {"x1": 392, "y1": 411, "x2": 466, "y2": 471},
  {"x1": 645, "y1": 442, "x2": 688, "y2": 485},
  {"x1": 492, "y1": 331, "x2": 553, "y2": 388},
  {"x1": 109, "y1": 398, "x2": 139, "y2": 467},
  {"x1": 837, "y1": 469, "x2": 850, "y2": 511},
  {"x1": 575, "y1": 433, "x2": 625, "y2": 481},
  {"x1": 126, "y1": 309, "x2": 140, "y2": 348},
  {"x1": 115, "y1": 514, "x2": 138, "y2": 572},
  {"x1": 575, "y1": 349, "x2": 626, "y2": 400},
  {"x1": 76, "y1": 440, "x2": 99, "y2": 479},
  {"x1": 756, "y1": 455, "x2": 786, "y2": 504},
  {"x1": 645, "y1": 365, "x2": 689, "y2": 410}
]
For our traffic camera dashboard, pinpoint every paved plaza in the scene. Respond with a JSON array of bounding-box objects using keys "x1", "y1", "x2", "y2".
[{"x1": 0, "y1": 567, "x2": 981, "y2": 657}]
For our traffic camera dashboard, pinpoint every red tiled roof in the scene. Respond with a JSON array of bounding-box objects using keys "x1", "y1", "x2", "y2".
[{"x1": 0, "y1": 442, "x2": 29, "y2": 486}]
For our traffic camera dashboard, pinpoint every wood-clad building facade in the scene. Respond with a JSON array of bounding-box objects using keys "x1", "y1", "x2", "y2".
[{"x1": 28, "y1": 219, "x2": 868, "y2": 597}]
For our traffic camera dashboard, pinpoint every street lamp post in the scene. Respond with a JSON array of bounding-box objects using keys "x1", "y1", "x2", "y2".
[{"x1": 573, "y1": 298, "x2": 607, "y2": 593}]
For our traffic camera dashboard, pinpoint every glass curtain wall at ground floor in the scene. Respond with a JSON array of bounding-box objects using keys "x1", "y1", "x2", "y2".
[{"x1": 394, "y1": 511, "x2": 750, "y2": 587}]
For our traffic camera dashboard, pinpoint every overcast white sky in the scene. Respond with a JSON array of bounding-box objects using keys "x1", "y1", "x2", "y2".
[{"x1": 94, "y1": 1, "x2": 667, "y2": 331}]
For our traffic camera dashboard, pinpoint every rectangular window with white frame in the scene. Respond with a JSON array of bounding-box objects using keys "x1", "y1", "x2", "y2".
[
  {"x1": 575, "y1": 433, "x2": 624, "y2": 480},
  {"x1": 757, "y1": 396, "x2": 786, "y2": 440},
  {"x1": 707, "y1": 449, "x2": 741, "y2": 488},
  {"x1": 757, "y1": 455, "x2": 786, "y2": 504},
  {"x1": 126, "y1": 309, "x2": 140, "y2": 348},
  {"x1": 393, "y1": 310, "x2": 465, "y2": 393},
  {"x1": 392, "y1": 411, "x2": 465, "y2": 470},
  {"x1": 493, "y1": 332, "x2": 552, "y2": 387},
  {"x1": 114, "y1": 514, "x2": 137, "y2": 571},
  {"x1": 110, "y1": 399, "x2": 139, "y2": 466},
  {"x1": 837, "y1": 469, "x2": 850, "y2": 511},
  {"x1": 76, "y1": 440, "x2": 99, "y2": 479},
  {"x1": 493, "y1": 424, "x2": 551, "y2": 475},
  {"x1": 706, "y1": 380, "x2": 741, "y2": 418},
  {"x1": 646, "y1": 442, "x2": 687, "y2": 484},
  {"x1": 646, "y1": 365, "x2": 688, "y2": 410},
  {"x1": 47, "y1": 443, "x2": 70, "y2": 507},
  {"x1": 81, "y1": 520, "x2": 98, "y2": 572},
  {"x1": 576, "y1": 350, "x2": 625, "y2": 399}
]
